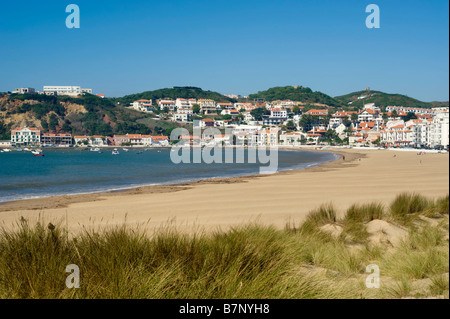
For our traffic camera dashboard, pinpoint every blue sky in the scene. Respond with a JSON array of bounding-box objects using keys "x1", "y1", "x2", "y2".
[{"x1": 0, "y1": 0, "x2": 448, "y2": 101}]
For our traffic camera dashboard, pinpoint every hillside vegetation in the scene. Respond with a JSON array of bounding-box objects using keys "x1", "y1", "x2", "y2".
[
  {"x1": 248, "y1": 86, "x2": 344, "y2": 108},
  {"x1": 335, "y1": 90, "x2": 447, "y2": 108},
  {"x1": 113, "y1": 86, "x2": 236, "y2": 106}
]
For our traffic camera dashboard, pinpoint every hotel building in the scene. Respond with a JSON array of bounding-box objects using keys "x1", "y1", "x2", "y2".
[
  {"x1": 43, "y1": 86, "x2": 92, "y2": 96},
  {"x1": 11, "y1": 127, "x2": 41, "y2": 146}
]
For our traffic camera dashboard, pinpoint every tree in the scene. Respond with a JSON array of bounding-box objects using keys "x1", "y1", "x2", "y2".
[
  {"x1": 250, "y1": 107, "x2": 268, "y2": 121},
  {"x1": 298, "y1": 114, "x2": 316, "y2": 131},
  {"x1": 374, "y1": 137, "x2": 381, "y2": 146},
  {"x1": 192, "y1": 104, "x2": 200, "y2": 114},
  {"x1": 292, "y1": 105, "x2": 300, "y2": 114},
  {"x1": 404, "y1": 112, "x2": 417, "y2": 122},
  {"x1": 222, "y1": 114, "x2": 232, "y2": 120},
  {"x1": 48, "y1": 114, "x2": 59, "y2": 131},
  {"x1": 285, "y1": 120, "x2": 296, "y2": 131},
  {"x1": 41, "y1": 119, "x2": 48, "y2": 130}
]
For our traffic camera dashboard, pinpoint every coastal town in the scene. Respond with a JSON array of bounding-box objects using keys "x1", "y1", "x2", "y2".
[{"x1": 1, "y1": 85, "x2": 449, "y2": 151}]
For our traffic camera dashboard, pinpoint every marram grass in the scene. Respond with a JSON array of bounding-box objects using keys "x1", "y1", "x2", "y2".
[{"x1": 0, "y1": 193, "x2": 448, "y2": 299}]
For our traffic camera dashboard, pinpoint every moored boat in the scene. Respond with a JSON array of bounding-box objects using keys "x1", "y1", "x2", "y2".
[
  {"x1": 112, "y1": 148, "x2": 119, "y2": 155},
  {"x1": 32, "y1": 150, "x2": 44, "y2": 156}
]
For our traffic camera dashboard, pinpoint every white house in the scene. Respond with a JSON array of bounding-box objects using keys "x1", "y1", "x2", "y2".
[
  {"x1": 217, "y1": 102, "x2": 234, "y2": 110},
  {"x1": 279, "y1": 132, "x2": 307, "y2": 146},
  {"x1": 158, "y1": 99, "x2": 176, "y2": 111},
  {"x1": 12, "y1": 88, "x2": 36, "y2": 94},
  {"x1": 175, "y1": 98, "x2": 197, "y2": 109},
  {"x1": 130, "y1": 99, "x2": 153, "y2": 112},
  {"x1": 221, "y1": 109, "x2": 240, "y2": 117},
  {"x1": 358, "y1": 109, "x2": 377, "y2": 122},
  {"x1": 89, "y1": 136, "x2": 107, "y2": 147},
  {"x1": 172, "y1": 113, "x2": 191, "y2": 122},
  {"x1": 142, "y1": 135, "x2": 153, "y2": 146},
  {"x1": 74, "y1": 135, "x2": 90, "y2": 145}
]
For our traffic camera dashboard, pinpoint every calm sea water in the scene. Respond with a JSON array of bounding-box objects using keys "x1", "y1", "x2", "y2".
[{"x1": 0, "y1": 148, "x2": 337, "y2": 203}]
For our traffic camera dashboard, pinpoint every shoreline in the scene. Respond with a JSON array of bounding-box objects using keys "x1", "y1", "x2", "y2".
[
  {"x1": 0, "y1": 147, "x2": 447, "y2": 234},
  {"x1": 0, "y1": 147, "x2": 351, "y2": 212}
]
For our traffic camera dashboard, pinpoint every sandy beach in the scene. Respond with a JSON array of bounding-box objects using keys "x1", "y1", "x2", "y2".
[{"x1": 0, "y1": 148, "x2": 448, "y2": 234}]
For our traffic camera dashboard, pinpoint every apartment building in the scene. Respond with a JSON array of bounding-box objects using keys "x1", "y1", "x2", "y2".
[
  {"x1": 11, "y1": 127, "x2": 41, "y2": 146},
  {"x1": 158, "y1": 99, "x2": 176, "y2": 111},
  {"x1": 41, "y1": 133, "x2": 73, "y2": 147},
  {"x1": 198, "y1": 99, "x2": 216, "y2": 113}
]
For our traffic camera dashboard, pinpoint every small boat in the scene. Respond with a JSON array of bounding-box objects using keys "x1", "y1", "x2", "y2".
[
  {"x1": 90, "y1": 147, "x2": 100, "y2": 152},
  {"x1": 32, "y1": 150, "x2": 44, "y2": 157},
  {"x1": 3, "y1": 148, "x2": 11, "y2": 152},
  {"x1": 122, "y1": 148, "x2": 129, "y2": 152},
  {"x1": 112, "y1": 149, "x2": 119, "y2": 155},
  {"x1": 24, "y1": 148, "x2": 31, "y2": 151},
  {"x1": 16, "y1": 148, "x2": 23, "y2": 152},
  {"x1": 136, "y1": 150, "x2": 143, "y2": 154}
]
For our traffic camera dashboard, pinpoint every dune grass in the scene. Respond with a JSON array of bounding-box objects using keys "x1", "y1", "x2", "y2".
[{"x1": 0, "y1": 193, "x2": 448, "y2": 299}]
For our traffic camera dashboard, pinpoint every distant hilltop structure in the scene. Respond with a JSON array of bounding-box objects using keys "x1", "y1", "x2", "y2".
[
  {"x1": 43, "y1": 86, "x2": 92, "y2": 96},
  {"x1": 12, "y1": 88, "x2": 36, "y2": 94},
  {"x1": 11, "y1": 86, "x2": 93, "y2": 97}
]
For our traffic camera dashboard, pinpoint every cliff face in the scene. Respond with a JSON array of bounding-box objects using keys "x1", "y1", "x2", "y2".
[{"x1": 0, "y1": 95, "x2": 88, "y2": 129}]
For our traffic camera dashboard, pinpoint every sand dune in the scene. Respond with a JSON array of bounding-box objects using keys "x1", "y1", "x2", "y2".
[{"x1": 0, "y1": 148, "x2": 448, "y2": 234}]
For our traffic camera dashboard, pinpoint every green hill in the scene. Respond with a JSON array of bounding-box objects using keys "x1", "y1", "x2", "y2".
[
  {"x1": 113, "y1": 86, "x2": 236, "y2": 106},
  {"x1": 334, "y1": 90, "x2": 447, "y2": 108},
  {"x1": 247, "y1": 86, "x2": 344, "y2": 107}
]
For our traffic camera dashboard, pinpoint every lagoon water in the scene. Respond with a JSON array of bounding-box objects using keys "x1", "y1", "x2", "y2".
[{"x1": 0, "y1": 148, "x2": 337, "y2": 203}]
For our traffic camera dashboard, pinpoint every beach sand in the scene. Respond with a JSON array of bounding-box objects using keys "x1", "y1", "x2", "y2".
[{"x1": 0, "y1": 148, "x2": 448, "y2": 234}]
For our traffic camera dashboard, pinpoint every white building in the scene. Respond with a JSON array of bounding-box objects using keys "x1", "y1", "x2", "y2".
[
  {"x1": 43, "y1": 86, "x2": 92, "y2": 96},
  {"x1": 11, "y1": 127, "x2": 41, "y2": 146},
  {"x1": 430, "y1": 110, "x2": 449, "y2": 148},
  {"x1": 172, "y1": 113, "x2": 191, "y2": 122},
  {"x1": 130, "y1": 99, "x2": 153, "y2": 112},
  {"x1": 217, "y1": 102, "x2": 234, "y2": 110},
  {"x1": 386, "y1": 106, "x2": 434, "y2": 116},
  {"x1": 74, "y1": 136, "x2": 89, "y2": 145},
  {"x1": 221, "y1": 109, "x2": 239, "y2": 117},
  {"x1": 89, "y1": 136, "x2": 107, "y2": 147},
  {"x1": 12, "y1": 88, "x2": 36, "y2": 94},
  {"x1": 232, "y1": 125, "x2": 262, "y2": 135},
  {"x1": 198, "y1": 99, "x2": 216, "y2": 113},
  {"x1": 358, "y1": 109, "x2": 377, "y2": 122},
  {"x1": 175, "y1": 98, "x2": 197, "y2": 109},
  {"x1": 279, "y1": 132, "x2": 307, "y2": 146},
  {"x1": 259, "y1": 129, "x2": 279, "y2": 146},
  {"x1": 158, "y1": 99, "x2": 176, "y2": 111}
]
